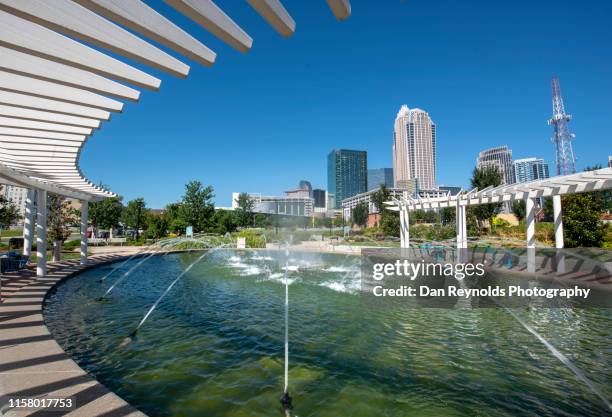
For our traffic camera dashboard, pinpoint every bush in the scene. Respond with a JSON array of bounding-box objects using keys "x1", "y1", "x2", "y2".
[{"x1": 236, "y1": 230, "x2": 266, "y2": 248}]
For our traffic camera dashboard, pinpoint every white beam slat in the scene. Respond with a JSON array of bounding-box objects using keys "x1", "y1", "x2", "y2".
[
  {"x1": 73, "y1": 0, "x2": 216, "y2": 67},
  {"x1": 0, "y1": 0, "x2": 189, "y2": 78},
  {"x1": 0, "y1": 117, "x2": 92, "y2": 135},
  {"x1": 247, "y1": 0, "x2": 295, "y2": 37},
  {"x1": 166, "y1": 0, "x2": 253, "y2": 52},
  {"x1": 0, "y1": 104, "x2": 101, "y2": 128},
  {"x1": 0, "y1": 10, "x2": 161, "y2": 90},
  {"x1": 0, "y1": 46, "x2": 139, "y2": 101},
  {"x1": 0, "y1": 71, "x2": 123, "y2": 112},
  {"x1": 0, "y1": 91, "x2": 111, "y2": 120}
]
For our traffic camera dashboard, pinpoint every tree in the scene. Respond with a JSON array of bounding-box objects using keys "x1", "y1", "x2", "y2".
[
  {"x1": 164, "y1": 203, "x2": 188, "y2": 234},
  {"x1": 371, "y1": 185, "x2": 390, "y2": 218},
  {"x1": 381, "y1": 211, "x2": 400, "y2": 237},
  {"x1": 145, "y1": 214, "x2": 168, "y2": 240},
  {"x1": 47, "y1": 194, "x2": 77, "y2": 261},
  {"x1": 179, "y1": 180, "x2": 215, "y2": 232},
  {"x1": 123, "y1": 198, "x2": 148, "y2": 240},
  {"x1": 89, "y1": 197, "x2": 123, "y2": 236},
  {"x1": 212, "y1": 209, "x2": 237, "y2": 234},
  {"x1": 234, "y1": 192, "x2": 255, "y2": 227},
  {"x1": 440, "y1": 206, "x2": 455, "y2": 226},
  {"x1": 351, "y1": 202, "x2": 369, "y2": 227},
  {"x1": 0, "y1": 186, "x2": 21, "y2": 234},
  {"x1": 511, "y1": 200, "x2": 526, "y2": 222},
  {"x1": 470, "y1": 166, "x2": 503, "y2": 229},
  {"x1": 562, "y1": 193, "x2": 605, "y2": 248}
]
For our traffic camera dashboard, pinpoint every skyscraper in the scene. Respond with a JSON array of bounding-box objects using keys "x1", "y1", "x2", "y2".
[
  {"x1": 513, "y1": 158, "x2": 550, "y2": 183},
  {"x1": 327, "y1": 149, "x2": 367, "y2": 208},
  {"x1": 476, "y1": 146, "x2": 514, "y2": 185},
  {"x1": 367, "y1": 168, "x2": 394, "y2": 191},
  {"x1": 393, "y1": 105, "x2": 436, "y2": 190}
]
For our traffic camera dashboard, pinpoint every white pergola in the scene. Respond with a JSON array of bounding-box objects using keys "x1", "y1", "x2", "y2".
[
  {"x1": 385, "y1": 167, "x2": 612, "y2": 269},
  {"x1": 0, "y1": 0, "x2": 351, "y2": 276}
]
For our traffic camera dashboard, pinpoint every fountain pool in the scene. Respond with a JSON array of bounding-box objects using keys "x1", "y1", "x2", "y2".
[{"x1": 43, "y1": 250, "x2": 611, "y2": 417}]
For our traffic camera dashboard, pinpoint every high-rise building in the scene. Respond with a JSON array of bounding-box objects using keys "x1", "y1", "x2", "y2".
[
  {"x1": 0, "y1": 184, "x2": 28, "y2": 222},
  {"x1": 513, "y1": 158, "x2": 550, "y2": 183},
  {"x1": 313, "y1": 189, "x2": 327, "y2": 208},
  {"x1": 608, "y1": 155, "x2": 612, "y2": 168},
  {"x1": 327, "y1": 149, "x2": 367, "y2": 209},
  {"x1": 393, "y1": 105, "x2": 436, "y2": 190},
  {"x1": 476, "y1": 146, "x2": 514, "y2": 185},
  {"x1": 367, "y1": 168, "x2": 394, "y2": 191},
  {"x1": 298, "y1": 180, "x2": 313, "y2": 197}
]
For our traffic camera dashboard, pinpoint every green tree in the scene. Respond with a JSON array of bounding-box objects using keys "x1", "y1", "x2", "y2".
[
  {"x1": 254, "y1": 213, "x2": 270, "y2": 228},
  {"x1": 440, "y1": 206, "x2": 455, "y2": 225},
  {"x1": 212, "y1": 209, "x2": 237, "y2": 234},
  {"x1": 145, "y1": 214, "x2": 168, "y2": 240},
  {"x1": 381, "y1": 211, "x2": 400, "y2": 237},
  {"x1": 164, "y1": 203, "x2": 188, "y2": 234},
  {"x1": 123, "y1": 198, "x2": 148, "y2": 240},
  {"x1": 89, "y1": 197, "x2": 123, "y2": 236},
  {"x1": 47, "y1": 195, "x2": 78, "y2": 261},
  {"x1": 234, "y1": 192, "x2": 255, "y2": 227},
  {"x1": 511, "y1": 200, "x2": 526, "y2": 222},
  {"x1": 351, "y1": 202, "x2": 369, "y2": 227},
  {"x1": 470, "y1": 166, "x2": 503, "y2": 230},
  {"x1": 0, "y1": 186, "x2": 21, "y2": 235},
  {"x1": 371, "y1": 185, "x2": 390, "y2": 219},
  {"x1": 562, "y1": 193, "x2": 605, "y2": 247},
  {"x1": 179, "y1": 180, "x2": 215, "y2": 232}
]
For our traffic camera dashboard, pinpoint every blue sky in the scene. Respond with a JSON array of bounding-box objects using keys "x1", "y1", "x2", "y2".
[{"x1": 79, "y1": 0, "x2": 612, "y2": 208}]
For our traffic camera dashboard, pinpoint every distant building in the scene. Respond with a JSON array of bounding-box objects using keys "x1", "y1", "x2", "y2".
[
  {"x1": 438, "y1": 185, "x2": 462, "y2": 196},
  {"x1": 327, "y1": 149, "x2": 367, "y2": 209},
  {"x1": 393, "y1": 105, "x2": 436, "y2": 190},
  {"x1": 231, "y1": 192, "x2": 313, "y2": 217},
  {"x1": 298, "y1": 180, "x2": 313, "y2": 197},
  {"x1": 341, "y1": 187, "x2": 452, "y2": 221},
  {"x1": 608, "y1": 155, "x2": 612, "y2": 168},
  {"x1": 285, "y1": 188, "x2": 310, "y2": 199},
  {"x1": 367, "y1": 168, "x2": 393, "y2": 191},
  {"x1": 313, "y1": 189, "x2": 326, "y2": 208},
  {"x1": 0, "y1": 184, "x2": 28, "y2": 222},
  {"x1": 513, "y1": 158, "x2": 550, "y2": 183},
  {"x1": 477, "y1": 146, "x2": 514, "y2": 185}
]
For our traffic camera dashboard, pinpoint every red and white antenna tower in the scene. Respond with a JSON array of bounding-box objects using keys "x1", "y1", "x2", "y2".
[{"x1": 548, "y1": 76, "x2": 576, "y2": 175}]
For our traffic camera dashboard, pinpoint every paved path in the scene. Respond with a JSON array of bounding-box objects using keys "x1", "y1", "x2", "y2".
[{"x1": 0, "y1": 256, "x2": 146, "y2": 417}]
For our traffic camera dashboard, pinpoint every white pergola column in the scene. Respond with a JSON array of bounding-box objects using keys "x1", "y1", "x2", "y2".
[
  {"x1": 80, "y1": 199, "x2": 88, "y2": 265},
  {"x1": 400, "y1": 205, "x2": 409, "y2": 249},
  {"x1": 22, "y1": 188, "x2": 36, "y2": 257},
  {"x1": 526, "y1": 197, "x2": 536, "y2": 273},
  {"x1": 553, "y1": 195, "x2": 564, "y2": 248},
  {"x1": 36, "y1": 189, "x2": 47, "y2": 277},
  {"x1": 456, "y1": 204, "x2": 467, "y2": 249},
  {"x1": 552, "y1": 195, "x2": 565, "y2": 273}
]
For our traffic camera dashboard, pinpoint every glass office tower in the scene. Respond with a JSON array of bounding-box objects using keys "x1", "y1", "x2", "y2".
[{"x1": 327, "y1": 149, "x2": 367, "y2": 209}]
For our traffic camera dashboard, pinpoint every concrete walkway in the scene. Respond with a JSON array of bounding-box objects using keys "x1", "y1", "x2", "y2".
[{"x1": 0, "y1": 256, "x2": 146, "y2": 417}]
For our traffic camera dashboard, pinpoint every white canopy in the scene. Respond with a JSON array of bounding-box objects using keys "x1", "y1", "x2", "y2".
[
  {"x1": 384, "y1": 167, "x2": 612, "y2": 211},
  {"x1": 0, "y1": 0, "x2": 351, "y2": 201}
]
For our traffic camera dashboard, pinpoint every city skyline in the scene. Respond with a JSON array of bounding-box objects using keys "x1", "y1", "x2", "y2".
[{"x1": 73, "y1": 1, "x2": 612, "y2": 208}]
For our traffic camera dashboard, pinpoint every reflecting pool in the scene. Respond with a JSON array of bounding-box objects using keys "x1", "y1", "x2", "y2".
[{"x1": 44, "y1": 250, "x2": 611, "y2": 417}]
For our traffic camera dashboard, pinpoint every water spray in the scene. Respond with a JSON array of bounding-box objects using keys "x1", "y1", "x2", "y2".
[
  {"x1": 280, "y1": 242, "x2": 293, "y2": 414},
  {"x1": 98, "y1": 247, "x2": 162, "y2": 301},
  {"x1": 98, "y1": 246, "x2": 150, "y2": 283},
  {"x1": 121, "y1": 246, "x2": 227, "y2": 345}
]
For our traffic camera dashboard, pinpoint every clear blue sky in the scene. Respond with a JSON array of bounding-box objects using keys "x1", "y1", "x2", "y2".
[{"x1": 79, "y1": 0, "x2": 612, "y2": 208}]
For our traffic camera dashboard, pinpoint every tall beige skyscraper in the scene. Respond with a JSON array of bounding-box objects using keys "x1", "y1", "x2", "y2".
[{"x1": 392, "y1": 105, "x2": 436, "y2": 190}]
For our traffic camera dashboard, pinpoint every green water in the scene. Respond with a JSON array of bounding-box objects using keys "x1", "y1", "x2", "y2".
[{"x1": 44, "y1": 250, "x2": 611, "y2": 416}]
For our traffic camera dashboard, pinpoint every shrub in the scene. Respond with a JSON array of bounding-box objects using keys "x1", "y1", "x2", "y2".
[{"x1": 236, "y1": 230, "x2": 266, "y2": 248}]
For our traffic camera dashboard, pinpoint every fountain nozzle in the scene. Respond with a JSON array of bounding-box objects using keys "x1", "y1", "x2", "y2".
[{"x1": 280, "y1": 391, "x2": 293, "y2": 412}]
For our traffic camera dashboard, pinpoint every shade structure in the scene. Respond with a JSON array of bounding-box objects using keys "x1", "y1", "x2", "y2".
[
  {"x1": 0, "y1": 0, "x2": 352, "y2": 201},
  {"x1": 384, "y1": 167, "x2": 612, "y2": 212}
]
